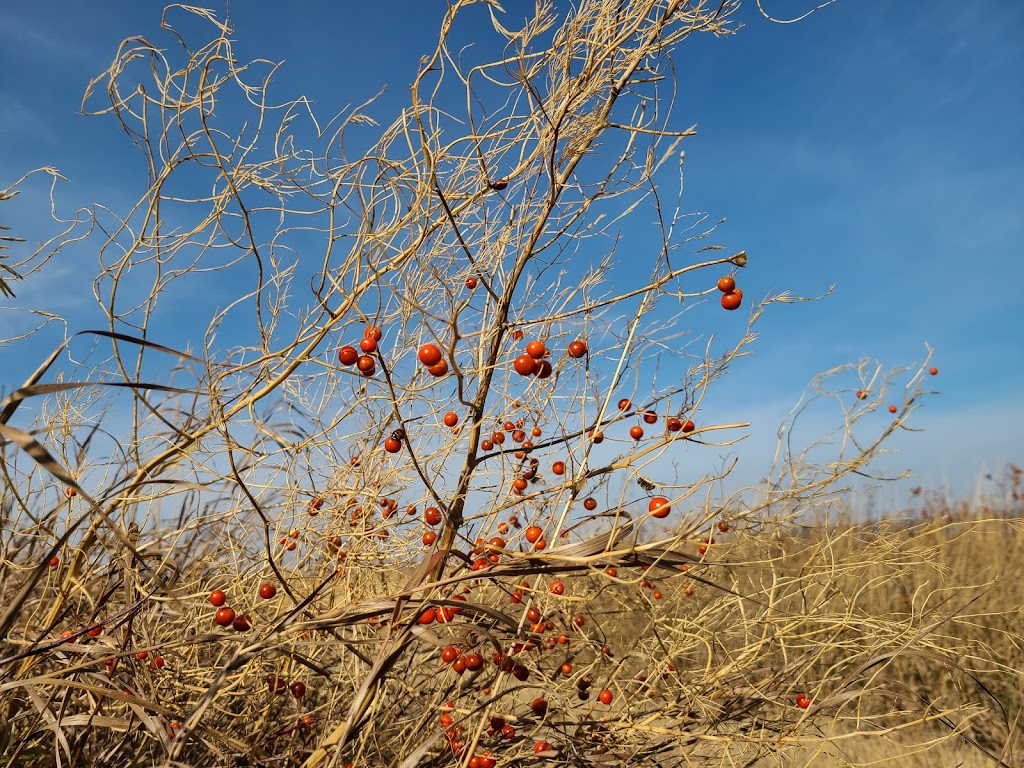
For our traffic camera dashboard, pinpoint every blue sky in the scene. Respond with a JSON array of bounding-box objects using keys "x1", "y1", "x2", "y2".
[{"x1": 2, "y1": 1, "x2": 1022, "y2": 512}]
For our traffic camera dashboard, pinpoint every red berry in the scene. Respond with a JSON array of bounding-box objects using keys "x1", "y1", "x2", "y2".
[
  {"x1": 526, "y1": 340, "x2": 546, "y2": 359},
  {"x1": 513, "y1": 354, "x2": 537, "y2": 376},
  {"x1": 567, "y1": 340, "x2": 588, "y2": 358},
  {"x1": 418, "y1": 344, "x2": 443, "y2": 366},
  {"x1": 649, "y1": 496, "x2": 670, "y2": 518},
  {"x1": 337, "y1": 345, "x2": 359, "y2": 365},
  {"x1": 356, "y1": 355, "x2": 376, "y2": 375},
  {"x1": 721, "y1": 290, "x2": 743, "y2": 310}
]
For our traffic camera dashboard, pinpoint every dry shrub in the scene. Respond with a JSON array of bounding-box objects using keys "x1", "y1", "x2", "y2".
[{"x1": 1, "y1": 3, "x2": 1018, "y2": 768}]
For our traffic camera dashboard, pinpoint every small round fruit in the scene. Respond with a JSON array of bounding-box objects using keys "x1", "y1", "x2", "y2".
[
  {"x1": 681, "y1": 420, "x2": 695, "y2": 433},
  {"x1": 929, "y1": 367, "x2": 938, "y2": 375},
  {"x1": 267, "y1": 674, "x2": 288, "y2": 694},
  {"x1": 525, "y1": 525, "x2": 543, "y2": 543},
  {"x1": 649, "y1": 496, "x2": 670, "y2": 518},
  {"x1": 465, "y1": 276, "x2": 478, "y2": 290},
  {"x1": 490, "y1": 178, "x2": 508, "y2": 191},
  {"x1": 364, "y1": 325, "x2": 383, "y2": 341},
  {"x1": 424, "y1": 507, "x2": 442, "y2": 526},
  {"x1": 583, "y1": 497, "x2": 597, "y2": 511},
  {"x1": 384, "y1": 437, "x2": 402, "y2": 453},
  {"x1": 418, "y1": 607, "x2": 437, "y2": 625},
  {"x1": 721, "y1": 290, "x2": 743, "y2": 311},
  {"x1": 599, "y1": 688, "x2": 613, "y2": 705},
  {"x1": 589, "y1": 429, "x2": 604, "y2": 444},
  {"x1": 549, "y1": 580, "x2": 565, "y2": 595},
  {"x1": 65, "y1": 487, "x2": 77, "y2": 497},
  {"x1": 552, "y1": 460, "x2": 565, "y2": 475},
  {"x1": 514, "y1": 354, "x2": 537, "y2": 376},
  {"x1": 642, "y1": 410, "x2": 658, "y2": 424},
  {"x1": 666, "y1": 417, "x2": 682, "y2": 432},
  {"x1": 418, "y1": 344, "x2": 443, "y2": 366},
  {"x1": 888, "y1": 404, "x2": 898, "y2": 414},
  {"x1": 857, "y1": 390, "x2": 867, "y2": 400},
  {"x1": 443, "y1": 411, "x2": 459, "y2": 427},
  {"x1": 422, "y1": 530, "x2": 438, "y2": 545},
  {"x1": 534, "y1": 740, "x2": 553, "y2": 755},
  {"x1": 356, "y1": 355, "x2": 376, "y2": 375},
  {"x1": 232, "y1": 614, "x2": 251, "y2": 632},
  {"x1": 717, "y1": 520, "x2": 730, "y2": 533},
  {"x1": 214, "y1": 607, "x2": 236, "y2": 627},
  {"x1": 481, "y1": 439, "x2": 493, "y2": 451},
  {"x1": 290, "y1": 681, "x2": 307, "y2": 699},
  {"x1": 258, "y1": 583, "x2": 277, "y2": 599},
  {"x1": 428, "y1": 359, "x2": 449, "y2": 377},
  {"x1": 359, "y1": 336, "x2": 378, "y2": 354},
  {"x1": 629, "y1": 425, "x2": 644, "y2": 440},
  {"x1": 464, "y1": 653, "x2": 484, "y2": 671},
  {"x1": 209, "y1": 590, "x2": 227, "y2": 607},
  {"x1": 534, "y1": 359, "x2": 553, "y2": 379},
  {"x1": 441, "y1": 646, "x2": 460, "y2": 664},
  {"x1": 337, "y1": 345, "x2": 359, "y2": 366},
  {"x1": 567, "y1": 340, "x2": 588, "y2": 358},
  {"x1": 48, "y1": 556, "x2": 60, "y2": 568},
  {"x1": 618, "y1": 398, "x2": 631, "y2": 411},
  {"x1": 796, "y1": 693, "x2": 811, "y2": 709},
  {"x1": 526, "y1": 341, "x2": 546, "y2": 359},
  {"x1": 717, "y1": 275, "x2": 736, "y2": 293}
]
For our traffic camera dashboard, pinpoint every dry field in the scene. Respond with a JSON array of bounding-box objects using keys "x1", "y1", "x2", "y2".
[{"x1": 2, "y1": 483, "x2": 1022, "y2": 767}]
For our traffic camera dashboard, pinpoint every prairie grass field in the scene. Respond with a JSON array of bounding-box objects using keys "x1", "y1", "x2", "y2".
[{"x1": 2, "y1": 471, "x2": 1022, "y2": 767}]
